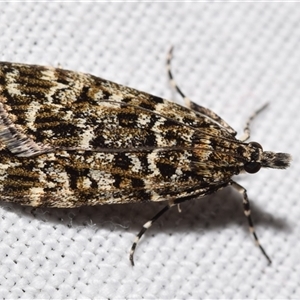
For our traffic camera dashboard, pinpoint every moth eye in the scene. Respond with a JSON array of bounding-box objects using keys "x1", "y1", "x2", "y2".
[
  {"x1": 248, "y1": 142, "x2": 263, "y2": 150},
  {"x1": 244, "y1": 161, "x2": 261, "y2": 174}
]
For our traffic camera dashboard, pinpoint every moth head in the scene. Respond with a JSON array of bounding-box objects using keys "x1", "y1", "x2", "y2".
[{"x1": 244, "y1": 142, "x2": 292, "y2": 174}]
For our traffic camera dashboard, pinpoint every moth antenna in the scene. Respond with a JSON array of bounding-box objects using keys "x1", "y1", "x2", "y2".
[
  {"x1": 240, "y1": 103, "x2": 269, "y2": 142},
  {"x1": 166, "y1": 46, "x2": 191, "y2": 108}
]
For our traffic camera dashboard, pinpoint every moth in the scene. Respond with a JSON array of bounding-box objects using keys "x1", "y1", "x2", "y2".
[{"x1": 0, "y1": 48, "x2": 291, "y2": 265}]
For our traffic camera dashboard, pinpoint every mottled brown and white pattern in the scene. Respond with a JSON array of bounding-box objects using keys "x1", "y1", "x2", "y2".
[{"x1": 0, "y1": 53, "x2": 291, "y2": 265}]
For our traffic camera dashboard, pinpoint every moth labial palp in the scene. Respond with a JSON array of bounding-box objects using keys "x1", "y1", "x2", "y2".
[{"x1": 0, "y1": 49, "x2": 291, "y2": 266}]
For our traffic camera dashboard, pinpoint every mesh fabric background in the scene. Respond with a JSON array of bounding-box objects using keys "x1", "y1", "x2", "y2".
[{"x1": 0, "y1": 3, "x2": 299, "y2": 299}]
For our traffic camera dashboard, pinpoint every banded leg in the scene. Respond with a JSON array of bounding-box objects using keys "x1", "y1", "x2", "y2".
[
  {"x1": 166, "y1": 47, "x2": 236, "y2": 135},
  {"x1": 239, "y1": 103, "x2": 269, "y2": 142},
  {"x1": 130, "y1": 205, "x2": 171, "y2": 266},
  {"x1": 230, "y1": 181, "x2": 272, "y2": 264},
  {"x1": 129, "y1": 183, "x2": 231, "y2": 266}
]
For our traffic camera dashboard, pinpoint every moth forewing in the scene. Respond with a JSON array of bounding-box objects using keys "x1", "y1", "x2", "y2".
[{"x1": 0, "y1": 55, "x2": 291, "y2": 265}]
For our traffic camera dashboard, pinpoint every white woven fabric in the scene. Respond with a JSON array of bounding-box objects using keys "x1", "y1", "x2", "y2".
[{"x1": 0, "y1": 3, "x2": 299, "y2": 299}]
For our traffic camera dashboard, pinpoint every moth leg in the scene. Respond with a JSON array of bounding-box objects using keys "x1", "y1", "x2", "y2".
[
  {"x1": 129, "y1": 183, "x2": 231, "y2": 265},
  {"x1": 166, "y1": 47, "x2": 236, "y2": 135},
  {"x1": 177, "y1": 204, "x2": 182, "y2": 213},
  {"x1": 239, "y1": 103, "x2": 269, "y2": 142},
  {"x1": 230, "y1": 181, "x2": 272, "y2": 264},
  {"x1": 129, "y1": 204, "x2": 172, "y2": 266}
]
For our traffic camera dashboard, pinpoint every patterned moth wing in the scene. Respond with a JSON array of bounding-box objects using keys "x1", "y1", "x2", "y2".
[
  {"x1": 0, "y1": 60, "x2": 291, "y2": 265},
  {"x1": 0, "y1": 62, "x2": 264, "y2": 207}
]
